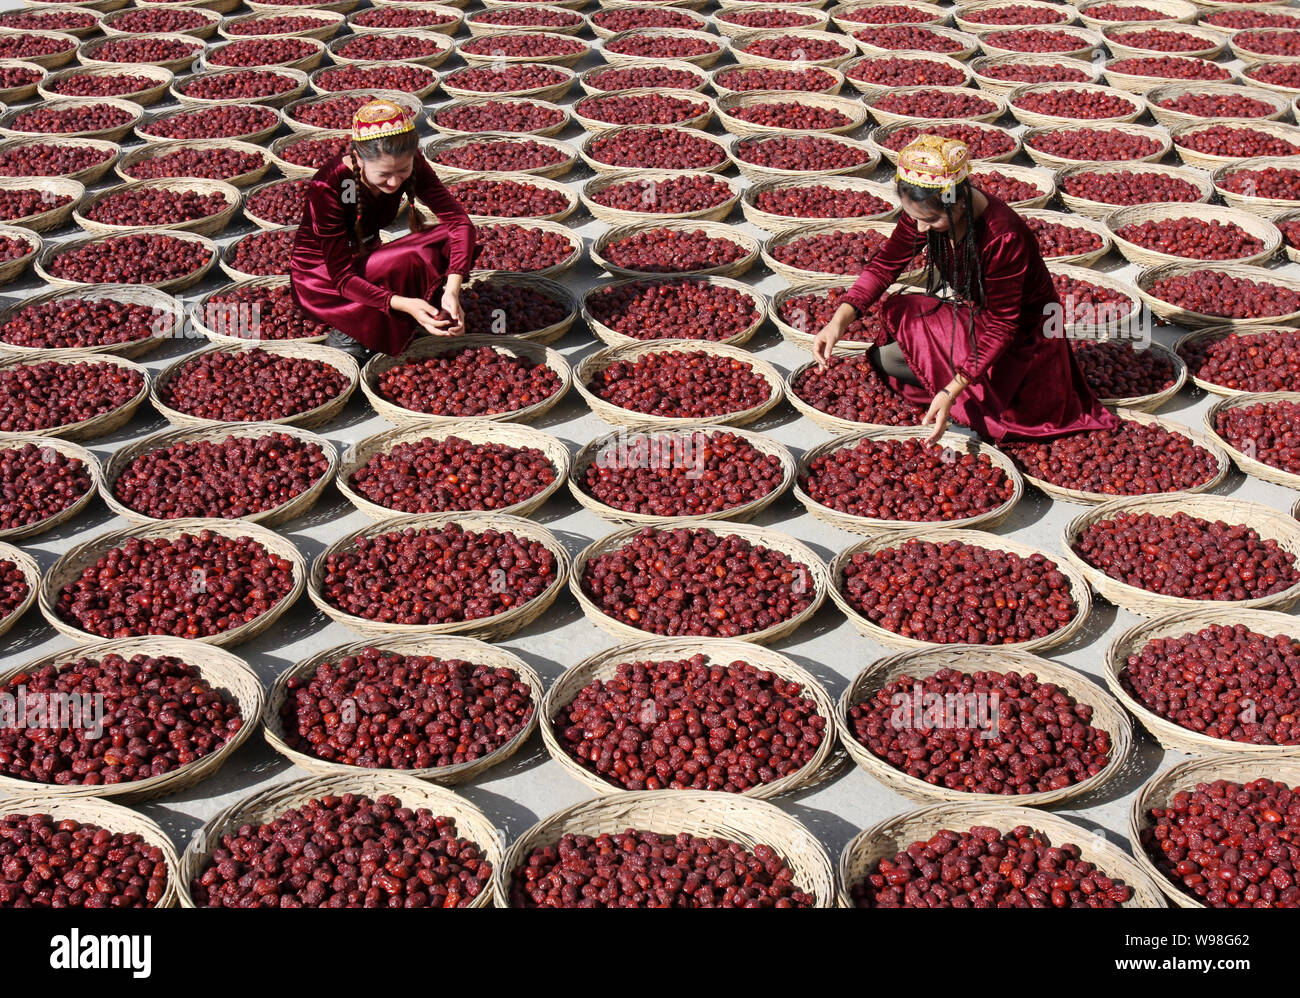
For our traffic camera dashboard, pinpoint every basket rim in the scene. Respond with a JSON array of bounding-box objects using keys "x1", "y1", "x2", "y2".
[
  {"x1": 1202, "y1": 390, "x2": 1300, "y2": 489},
  {"x1": 0, "y1": 348, "x2": 149, "y2": 439},
  {"x1": 1175, "y1": 322, "x2": 1300, "y2": 397},
  {"x1": 1135, "y1": 259, "x2": 1300, "y2": 328},
  {"x1": 1104, "y1": 199, "x2": 1284, "y2": 267}
]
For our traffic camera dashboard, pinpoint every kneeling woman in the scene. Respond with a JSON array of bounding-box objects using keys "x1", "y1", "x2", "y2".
[
  {"x1": 290, "y1": 99, "x2": 477, "y2": 355},
  {"x1": 813, "y1": 134, "x2": 1118, "y2": 444}
]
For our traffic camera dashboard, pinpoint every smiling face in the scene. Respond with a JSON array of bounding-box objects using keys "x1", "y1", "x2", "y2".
[
  {"x1": 357, "y1": 151, "x2": 414, "y2": 194},
  {"x1": 900, "y1": 190, "x2": 963, "y2": 236}
]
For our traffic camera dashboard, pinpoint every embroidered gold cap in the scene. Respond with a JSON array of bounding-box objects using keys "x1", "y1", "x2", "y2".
[
  {"x1": 896, "y1": 134, "x2": 971, "y2": 190},
  {"x1": 352, "y1": 98, "x2": 415, "y2": 142}
]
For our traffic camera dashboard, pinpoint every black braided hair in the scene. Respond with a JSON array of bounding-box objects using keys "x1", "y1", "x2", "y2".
[{"x1": 348, "y1": 128, "x2": 426, "y2": 259}]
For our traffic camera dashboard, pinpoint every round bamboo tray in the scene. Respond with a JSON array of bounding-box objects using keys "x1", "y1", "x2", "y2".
[
  {"x1": 729, "y1": 28, "x2": 856, "y2": 68},
  {"x1": 283, "y1": 87, "x2": 421, "y2": 134},
  {"x1": 72, "y1": 176, "x2": 240, "y2": 237},
  {"x1": 336, "y1": 419, "x2": 571, "y2": 520},
  {"x1": 852, "y1": 23, "x2": 981, "y2": 59},
  {"x1": 782, "y1": 357, "x2": 919, "y2": 434},
  {"x1": 267, "y1": 131, "x2": 346, "y2": 178},
  {"x1": 308, "y1": 511, "x2": 570, "y2": 641},
  {"x1": 264, "y1": 635, "x2": 542, "y2": 784},
  {"x1": 199, "y1": 35, "x2": 325, "y2": 72},
  {"x1": 241, "y1": 176, "x2": 311, "y2": 230},
  {"x1": 730, "y1": 131, "x2": 878, "y2": 183},
  {"x1": 0, "y1": 10, "x2": 102, "y2": 41},
  {"x1": 970, "y1": 161, "x2": 1056, "y2": 207},
  {"x1": 0, "y1": 351, "x2": 148, "y2": 440},
  {"x1": 180, "y1": 772, "x2": 503, "y2": 907},
  {"x1": 1022, "y1": 121, "x2": 1172, "y2": 168},
  {"x1": 1016, "y1": 207, "x2": 1113, "y2": 266},
  {"x1": 741, "y1": 175, "x2": 898, "y2": 233},
  {"x1": 1107, "y1": 606, "x2": 1300, "y2": 757},
  {"x1": 1103, "y1": 21, "x2": 1227, "y2": 59},
  {"x1": 716, "y1": 91, "x2": 864, "y2": 139},
  {"x1": 1275, "y1": 206, "x2": 1300, "y2": 264},
  {"x1": 1215, "y1": 155, "x2": 1300, "y2": 214},
  {"x1": 220, "y1": 9, "x2": 345, "y2": 40},
  {"x1": 1231, "y1": 26, "x2": 1300, "y2": 64},
  {"x1": 581, "y1": 169, "x2": 740, "y2": 226},
  {"x1": 327, "y1": 29, "x2": 453, "y2": 67},
  {"x1": 1071, "y1": 338, "x2": 1186, "y2": 411},
  {"x1": 466, "y1": 5, "x2": 581, "y2": 36},
  {"x1": 1204, "y1": 391, "x2": 1300, "y2": 489},
  {"x1": 716, "y1": 3, "x2": 829, "y2": 36},
  {"x1": 0, "y1": 636, "x2": 263, "y2": 803},
  {"x1": 1147, "y1": 81, "x2": 1290, "y2": 128},
  {"x1": 1130, "y1": 755, "x2": 1300, "y2": 908},
  {"x1": 583, "y1": 274, "x2": 766, "y2": 349},
  {"x1": 440, "y1": 62, "x2": 575, "y2": 101},
  {"x1": 0, "y1": 60, "x2": 46, "y2": 104},
  {"x1": 458, "y1": 271, "x2": 579, "y2": 344},
  {"x1": 1243, "y1": 61, "x2": 1300, "y2": 98},
  {"x1": 471, "y1": 218, "x2": 581, "y2": 280},
  {"x1": 0, "y1": 30, "x2": 79, "y2": 69},
  {"x1": 151, "y1": 341, "x2": 358, "y2": 430},
  {"x1": 137, "y1": 103, "x2": 281, "y2": 145},
  {"x1": 0, "y1": 435, "x2": 100, "y2": 541},
  {"x1": 143, "y1": 0, "x2": 239, "y2": 11},
  {"x1": 570, "y1": 519, "x2": 829, "y2": 644},
  {"x1": 711, "y1": 60, "x2": 845, "y2": 97},
  {"x1": 583, "y1": 59, "x2": 710, "y2": 94},
  {"x1": 0, "y1": 283, "x2": 179, "y2": 359},
  {"x1": 1057, "y1": 161, "x2": 1213, "y2": 219},
  {"x1": 101, "y1": 5, "x2": 220, "y2": 37},
  {"x1": 590, "y1": 219, "x2": 759, "y2": 281},
  {"x1": 1174, "y1": 118, "x2": 1300, "y2": 170},
  {"x1": 840, "y1": 801, "x2": 1168, "y2": 907},
  {"x1": 829, "y1": 0, "x2": 948, "y2": 31},
  {"x1": 0, "y1": 175, "x2": 83, "y2": 232},
  {"x1": 767, "y1": 279, "x2": 883, "y2": 351},
  {"x1": 0, "y1": 794, "x2": 181, "y2": 906},
  {"x1": 430, "y1": 96, "x2": 570, "y2": 138},
  {"x1": 1176, "y1": 324, "x2": 1300, "y2": 397},
  {"x1": 100, "y1": 422, "x2": 337, "y2": 528},
  {"x1": 1136, "y1": 260, "x2": 1300, "y2": 328},
  {"x1": 830, "y1": 527, "x2": 1093, "y2": 653},
  {"x1": 542, "y1": 638, "x2": 837, "y2": 798},
  {"x1": 762, "y1": 219, "x2": 921, "y2": 287},
  {"x1": 1103, "y1": 54, "x2": 1237, "y2": 93},
  {"x1": 246, "y1": 0, "x2": 355, "y2": 11},
  {"x1": 1007, "y1": 81, "x2": 1145, "y2": 127},
  {"x1": 838, "y1": 644, "x2": 1132, "y2": 807},
  {"x1": 41, "y1": 517, "x2": 306, "y2": 647},
  {"x1": 840, "y1": 52, "x2": 970, "y2": 95},
  {"x1": 172, "y1": 66, "x2": 308, "y2": 107},
  {"x1": 795, "y1": 426, "x2": 1025, "y2": 534},
  {"x1": 433, "y1": 171, "x2": 577, "y2": 225},
  {"x1": 1062, "y1": 493, "x2": 1300, "y2": 615},
  {"x1": 976, "y1": 23, "x2": 1103, "y2": 59},
  {"x1": 579, "y1": 123, "x2": 730, "y2": 177},
  {"x1": 576, "y1": 340, "x2": 785, "y2": 429},
  {"x1": 0, "y1": 540, "x2": 39, "y2": 638},
  {"x1": 570, "y1": 88, "x2": 713, "y2": 134},
  {"x1": 424, "y1": 132, "x2": 579, "y2": 180},
  {"x1": 456, "y1": 30, "x2": 587, "y2": 67},
  {"x1": 954, "y1": 0, "x2": 1077, "y2": 32},
  {"x1": 865, "y1": 85, "x2": 1007, "y2": 128},
  {"x1": 1080, "y1": 0, "x2": 1197, "y2": 30},
  {"x1": 497, "y1": 790, "x2": 835, "y2": 907},
  {"x1": 117, "y1": 138, "x2": 271, "y2": 187},
  {"x1": 1046, "y1": 261, "x2": 1145, "y2": 338},
  {"x1": 568, "y1": 422, "x2": 795, "y2": 525},
  {"x1": 967, "y1": 52, "x2": 1101, "y2": 93},
  {"x1": 360, "y1": 335, "x2": 570, "y2": 427},
  {"x1": 35, "y1": 229, "x2": 216, "y2": 292},
  {"x1": 0, "y1": 224, "x2": 39, "y2": 284},
  {"x1": 39, "y1": 64, "x2": 171, "y2": 105},
  {"x1": 79, "y1": 32, "x2": 205, "y2": 72},
  {"x1": 1105, "y1": 201, "x2": 1282, "y2": 268},
  {"x1": 870, "y1": 119, "x2": 1019, "y2": 166},
  {"x1": 0, "y1": 95, "x2": 142, "y2": 141},
  {"x1": 0, "y1": 135, "x2": 119, "y2": 184}
]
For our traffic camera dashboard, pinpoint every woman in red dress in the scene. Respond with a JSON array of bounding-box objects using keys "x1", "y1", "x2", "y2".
[
  {"x1": 812, "y1": 134, "x2": 1119, "y2": 444},
  {"x1": 290, "y1": 98, "x2": 477, "y2": 355}
]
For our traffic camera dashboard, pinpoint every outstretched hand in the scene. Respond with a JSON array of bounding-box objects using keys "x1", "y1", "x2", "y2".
[
  {"x1": 392, "y1": 295, "x2": 457, "y2": 337},
  {"x1": 921, "y1": 390, "x2": 953, "y2": 445},
  {"x1": 812, "y1": 321, "x2": 842, "y2": 369}
]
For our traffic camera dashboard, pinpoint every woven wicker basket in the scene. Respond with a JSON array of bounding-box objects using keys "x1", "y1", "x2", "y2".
[
  {"x1": 0, "y1": 636, "x2": 263, "y2": 802},
  {"x1": 0, "y1": 11, "x2": 102, "y2": 41},
  {"x1": 1103, "y1": 21, "x2": 1227, "y2": 59},
  {"x1": 0, "y1": 222, "x2": 38, "y2": 284},
  {"x1": 583, "y1": 274, "x2": 766, "y2": 349},
  {"x1": 782, "y1": 355, "x2": 923, "y2": 434},
  {"x1": 117, "y1": 138, "x2": 271, "y2": 187},
  {"x1": 38, "y1": 63, "x2": 171, "y2": 105},
  {"x1": 151, "y1": 340, "x2": 359, "y2": 430},
  {"x1": 1046, "y1": 261, "x2": 1145, "y2": 339},
  {"x1": 496, "y1": 790, "x2": 836, "y2": 907},
  {"x1": 581, "y1": 169, "x2": 740, "y2": 226},
  {"x1": 729, "y1": 130, "x2": 878, "y2": 183},
  {"x1": 0, "y1": 175, "x2": 82, "y2": 232},
  {"x1": 570, "y1": 87, "x2": 713, "y2": 134},
  {"x1": 424, "y1": 132, "x2": 579, "y2": 180},
  {"x1": 264, "y1": 635, "x2": 542, "y2": 783},
  {"x1": 35, "y1": 228, "x2": 216, "y2": 292},
  {"x1": 360, "y1": 334, "x2": 571, "y2": 427},
  {"x1": 457, "y1": 271, "x2": 578, "y2": 344},
  {"x1": 840, "y1": 801, "x2": 1168, "y2": 907},
  {"x1": 1203, "y1": 391, "x2": 1300, "y2": 489},
  {"x1": 570, "y1": 519, "x2": 828, "y2": 644},
  {"x1": 729, "y1": 27, "x2": 856, "y2": 68},
  {"x1": 242, "y1": 175, "x2": 312, "y2": 230},
  {"x1": 1214, "y1": 155, "x2": 1300, "y2": 214},
  {"x1": 1146, "y1": 81, "x2": 1290, "y2": 128},
  {"x1": 137, "y1": 103, "x2": 280, "y2": 145},
  {"x1": 829, "y1": 527, "x2": 1094, "y2": 652},
  {"x1": 172, "y1": 66, "x2": 308, "y2": 107},
  {"x1": 101, "y1": 421, "x2": 337, "y2": 528},
  {"x1": 762, "y1": 219, "x2": 921, "y2": 287},
  {"x1": 579, "y1": 123, "x2": 731, "y2": 176},
  {"x1": 466, "y1": 5, "x2": 580, "y2": 36},
  {"x1": 283, "y1": 87, "x2": 420, "y2": 134},
  {"x1": 1242, "y1": 61, "x2": 1300, "y2": 97},
  {"x1": 954, "y1": 0, "x2": 1077, "y2": 30},
  {"x1": 457, "y1": 29, "x2": 587, "y2": 67},
  {"x1": 838, "y1": 52, "x2": 970, "y2": 96},
  {"x1": 0, "y1": 95, "x2": 143, "y2": 141},
  {"x1": 870, "y1": 119, "x2": 1019, "y2": 166},
  {"x1": 795, "y1": 426, "x2": 1025, "y2": 534},
  {"x1": 1275, "y1": 206, "x2": 1300, "y2": 264},
  {"x1": 865, "y1": 84, "x2": 1007, "y2": 128},
  {"x1": 432, "y1": 171, "x2": 577, "y2": 225},
  {"x1": 0, "y1": 435, "x2": 100, "y2": 540},
  {"x1": 767, "y1": 279, "x2": 885, "y2": 351},
  {"x1": 1079, "y1": 0, "x2": 1197, "y2": 30},
  {"x1": 472, "y1": 217, "x2": 582, "y2": 279},
  {"x1": 308, "y1": 510, "x2": 571, "y2": 641},
  {"x1": 429, "y1": 96, "x2": 570, "y2": 138},
  {"x1": 970, "y1": 161, "x2": 1056, "y2": 207},
  {"x1": 0, "y1": 539, "x2": 39, "y2": 638},
  {"x1": 267, "y1": 131, "x2": 346, "y2": 178},
  {"x1": 1006, "y1": 81, "x2": 1146, "y2": 127},
  {"x1": 568, "y1": 422, "x2": 795, "y2": 525},
  {"x1": 1022, "y1": 121, "x2": 1172, "y2": 169},
  {"x1": 40, "y1": 517, "x2": 306, "y2": 647},
  {"x1": 220, "y1": 9, "x2": 345, "y2": 40},
  {"x1": 1015, "y1": 207, "x2": 1113, "y2": 266},
  {"x1": 336, "y1": 418, "x2": 571, "y2": 520},
  {"x1": 975, "y1": 23, "x2": 1104, "y2": 59},
  {"x1": 79, "y1": 32, "x2": 205, "y2": 72},
  {"x1": 0, "y1": 794, "x2": 181, "y2": 906},
  {"x1": 0, "y1": 351, "x2": 149, "y2": 440},
  {"x1": 0, "y1": 283, "x2": 179, "y2": 358},
  {"x1": 0, "y1": 30, "x2": 79, "y2": 69},
  {"x1": 837, "y1": 645, "x2": 1133, "y2": 807},
  {"x1": 1056, "y1": 161, "x2": 1214, "y2": 220},
  {"x1": 1174, "y1": 117, "x2": 1300, "y2": 170},
  {"x1": 1230, "y1": 26, "x2": 1300, "y2": 64},
  {"x1": 1175, "y1": 323, "x2": 1300, "y2": 397},
  {"x1": 440, "y1": 61, "x2": 575, "y2": 101},
  {"x1": 1136, "y1": 260, "x2": 1300, "y2": 328},
  {"x1": 150, "y1": 0, "x2": 241, "y2": 11},
  {"x1": 1069, "y1": 338, "x2": 1187, "y2": 411},
  {"x1": 1105, "y1": 201, "x2": 1282, "y2": 268},
  {"x1": 1103, "y1": 54, "x2": 1237, "y2": 93},
  {"x1": 1061, "y1": 493, "x2": 1300, "y2": 616},
  {"x1": 591, "y1": 219, "x2": 760, "y2": 281},
  {"x1": 717, "y1": 3, "x2": 828, "y2": 36},
  {"x1": 852, "y1": 22, "x2": 981, "y2": 59},
  {"x1": 247, "y1": 0, "x2": 355, "y2": 11},
  {"x1": 179, "y1": 772, "x2": 503, "y2": 907},
  {"x1": 576, "y1": 339, "x2": 785, "y2": 429},
  {"x1": 102, "y1": 5, "x2": 220, "y2": 37},
  {"x1": 741, "y1": 176, "x2": 898, "y2": 233},
  {"x1": 542, "y1": 638, "x2": 838, "y2": 798},
  {"x1": 72, "y1": 176, "x2": 240, "y2": 236},
  {"x1": 199, "y1": 35, "x2": 325, "y2": 72},
  {"x1": 0, "y1": 59, "x2": 45, "y2": 103},
  {"x1": 582, "y1": 58, "x2": 710, "y2": 94},
  {"x1": 1129, "y1": 755, "x2": 1300, "y2": 908},
  {"x1": 1106, "y1": 606, "x2": 1300, "y2": 757},
  {"x1": 967, "y1": 52, "x2": 1102, "y2": 93},
  {"x1": 710, "y1": 60, "x2": 845, "y2": 97}
]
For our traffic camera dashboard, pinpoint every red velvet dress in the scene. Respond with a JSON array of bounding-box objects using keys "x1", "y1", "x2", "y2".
[
  {"x1": 839, "y1": 193, "x2": 1119, "y2": 442},
  {"x1": 289, "y1": 153, "x2": 477, "y2": 355}
]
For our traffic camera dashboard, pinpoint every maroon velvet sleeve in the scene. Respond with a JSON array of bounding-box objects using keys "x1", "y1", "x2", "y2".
[
  {"x1": 412, "y1": 155, "x2": 476, "y2": 277},
  {"x1": 840, "y1": 212, "x2": 923, "y2": 316},
  {"x1": 300, "y1": 178, "x2": 393, "y2": 311},
  {"x1": 956, "y1": 231, "x2": 1026, "y2": 384}
]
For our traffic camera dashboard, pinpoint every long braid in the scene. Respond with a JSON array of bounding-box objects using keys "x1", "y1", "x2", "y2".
[
  {"x1": 349, "y1": 151, "x2": 372, "y2": 261},
  {"x1": 907, "y1": 181, "x2": 986, "y2": 378}
]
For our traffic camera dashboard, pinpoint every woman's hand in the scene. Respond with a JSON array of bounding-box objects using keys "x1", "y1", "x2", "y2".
[
  {"x1": 391, "y1": 295, "x2": 455, "y2": 336},
  {"x1": 812, "y1": 301, "x2": 862, "y2": 368},
  {"x1": 921, "y1": 389, "x2": 953, "y2": 444},
  {"x1": 435, "y1": 287, "x2": 464, "y2": 335}
]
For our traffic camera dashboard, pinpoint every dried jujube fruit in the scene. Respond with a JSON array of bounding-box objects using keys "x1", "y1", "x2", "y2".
[
  {"x1": 201, "y1": 283, "x2": 329, "y2": 341},
  {"x1": 574, "y1": 92, "x2": 706, "y2": 127},
  {"x1": 275, "y1": 136, "x2": 348, "y2": 170},
  {"x1": 46, "y1": 72, "x2": 156, "y2": 98},
  {"x1": 1013, "y1": 88, "x2": 1136, "y2": 120},
  {"x1": 1050, "y1": 273, "x2": 1134, "y2": 319},
  {"x1": 228, "y1": 228, "x2": 295, "y2": 277},
  {"x1": 0, "y1": 297, "x2": 168, "y2": 350},
  {"x1": 107, "y1": 8, "x2": 210, "y2": 33},
  {"x1": 0, "y1": 9, "x2": 96, "y2": 31},
  {"x1": 963, "y1": 4, "x2": 1068, "y2": 24},
  {"x1": 459, "y1": 280, "x2": 568, "y2": 337},
  {"x1": 1236, "y1": 28, "x2": 1300, "y2": 57},
  {"x1": 433, "y1": 100, "x2": 562, "y2": 134},
  {"x1": 1085, "y1": 3, "x2": 1169, "y2": 21},
  {"x1": 0, "y1": 443, "x2": 91, "y2": 530},
  {"x1": 472, "y1": 7, "x2": 580, "y2": 28},
  {"x1": 972, "y1": 170, "x2": 1044, "y2": 204},
  {"x1": 0, "y1": 559, "x2": 28, "y2": 621},
  {"x1": 882, "y1": 123, "x2": 1015, "y2": 158},
  {"x1": 852, "y1": 24, "x2": 966, "y2": 52},
  {"x1": 735, "y1": 134, "x2": 870, "y2": 171},
  {"x1": 0, "y1": 187, "x2": 73, "y2": 220},
  {"x1": 605, "y1": 32, "x2": 719, "y2": 59},
  {"x1": 86, "y1": 36, "x2": 201, "y2": 64},
  {"x1": 1156, "y1": 92, "x2": 1277, "y2": 119},
  {"x1": 161, "y1": 349, "x2": 347, "y2": 422},
  {"x1": 586, "y1": 280, "x2": 757, "y2": 342},
  {"x1": 778, "y1": 285, "x2": 881, "y2": 342},
  {"x1": 978, "y1": 61, "x2": 1091, "y2": 84},
  {"x1": 0, "y1": 360, "x2": 142, "y2": 432},
  {"x1": 9, "y1": 103, "x2": 133, "y2": 135},
  {"x1": 1108, "y1": 56, "x2": 1231, "y2": 80},
  {"x1": 0, "y1": 35, "x2": 74, "y2": 60},
  {"x1": 1023, "y1": 216, "x2": 1103, "y2": 258},
  {"x1": 773, "y1": 228, "x2": 922, "y2": 276},
  {"x1": 1147, "y1": 272, "x2": 1300, "y2": 319},
  {"x1": 585, "y1": 65, "x2": 703, "y2": 92},
  {"x1": 1220, "y1": 166, "x2": 1300, "y2": 200},
  {"x1": 206, "y1": 37, "x2": 316, "y2": 67},
  {"x1": 791, "y1": 355, "x2": 925, "y2": 425},
  {"x1": 313, "y1": 64, "x2": 436, "y2": 94},
  {"x1": 588, "y1": 127, "x2": 725, "y2": 170},
  {"x1": 226, "y1": 13, "x2": 337, "y2": 34},
  {"x1": 430, "y1": 138, "x2": 565, "y2": 173},
  {"x1": 125, "y1": 147, "x2": 263, "y2": 181},
  {"x1": 1179, "y1": 328, "x2": 1300, "y2": 393},
  {"x1": 375, "y1": 346, "x2": 561, "y2": 418},
  {"x1": 1059, "y1": 170, "x2": 1201, "y2": 205},
  {"x1": 1177, "y1": 125, "x2": 1300, "y2": 158},
  {"x1": 840, "y1": 4, "x2": 941, "y2": 23},
  {"x1": 601, "y1": 227, "x2": 745, "y2": 274},
  {"x1": 1071, "y1": 339, "x2": 1176, "y2": 399},
  {"x1": 873, "y1": 90, "x2": 998, "y2": 119},
  {"x1": 459, "y1": 32, "x2": 583, "y2": 59},
  {"x1": 245, "y1": 179, "x2": 308, "y2": 226},
  {"x1": 353, "y1": 7, "x2": 458, "y2": 29},
  {"x1": 1202, "y1": 9, "x2": 1300, "y2": 30},
  {"x1": 473, "y1": 223, "x2": 573, "y2": 272},
  {"x1": 755, "y1": 183, "x2": 891, "y2": 221},
  {"x1": 1116, "y1": 217, "x2": 1265, "y2": 260},
  {"x1": 1110, "y1": 27, "x2": 1213, "y2": 51},
  {"x1": 590, "y1": 174, "x2": 732, "y2": 215},
  {"x1": 1025, "y1": 127, "x2": 1161, "y2": 161},
  {"x1": 1214, "y1": 398, "x2": 1300, "y2": 474},
  {"x1": 139, "y1": 105, "x2": 279, "y2": 140},
  {"x1": 847, "y1": 56, "x2": 969, "y2": 87},
  {"x1": 447, "y1": 179, "x2": 569, "y2": 219},
  {"x1": 589, "y1": 350, "x2": 770, "y2": 418},
  {"x1": 176, "y1": 70, "x2": 300, "y2": 101},
  {"x1": 713, "y1": 65, "x2": 838, "y2": 92},
  {"x1": 443, "y1": 64, "x2": 567, "y2": 94},
  {"x1": 83, "y1": 186, "x2": 228, "y2": 226}
]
